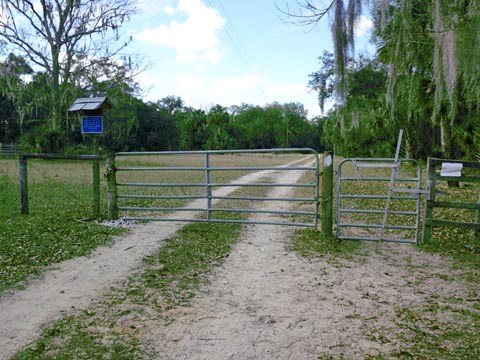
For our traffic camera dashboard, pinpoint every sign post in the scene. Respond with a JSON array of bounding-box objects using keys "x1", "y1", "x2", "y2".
[
  {"x1": 68, "y1": 97, "x2": 112, "y2": 218},
  {"x1": 81, "y1": 116, "x2": 103, "y2": 217}
]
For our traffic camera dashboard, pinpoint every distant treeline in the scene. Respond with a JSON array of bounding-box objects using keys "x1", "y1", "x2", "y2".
[{"x1": 0, "y1": 82, "x2": 323, "y2": 153}]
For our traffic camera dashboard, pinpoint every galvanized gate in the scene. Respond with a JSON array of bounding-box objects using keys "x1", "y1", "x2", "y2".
[
  {"x1": 336, "y1": 158, "x2": 422, "y2": 243},
  {"x1": 109, "y1": 148, "x2": 320, "y2": 228}
]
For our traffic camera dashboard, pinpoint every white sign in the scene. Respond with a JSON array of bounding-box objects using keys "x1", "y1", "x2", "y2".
[{"x1": 440, "y1": 162, "x2": 463, "y2": 177}]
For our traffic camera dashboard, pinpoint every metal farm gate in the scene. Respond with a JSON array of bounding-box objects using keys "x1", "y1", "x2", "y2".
[
  {"x1": 336, "y1": 158, "x2": 422, "y2": 243},
  {"x1": 107, "y1": 148, "x2": 320, "y2": 228}
]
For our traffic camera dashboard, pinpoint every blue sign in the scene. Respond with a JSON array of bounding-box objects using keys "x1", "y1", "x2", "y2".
[{"x1": 81, "y1": 116, "x2": 103, "y2": 134}]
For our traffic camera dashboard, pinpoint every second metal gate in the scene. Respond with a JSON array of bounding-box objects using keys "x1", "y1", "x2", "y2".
[{"x1": 336, "y1": 158, "x2": 422, "y2": 243}]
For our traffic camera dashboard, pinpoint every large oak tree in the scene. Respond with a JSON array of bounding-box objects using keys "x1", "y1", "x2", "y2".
[{"x1": 0, "y1": 0, "x2": 138, "y2": 130}]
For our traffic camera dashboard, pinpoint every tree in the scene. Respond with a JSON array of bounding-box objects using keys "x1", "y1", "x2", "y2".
[
  {"x1": 0, "y1": 92, "x2": 17, "y2": 142},
  {"x1": 131, "y1": 101, "x2": 179, "y2": 151},
  {"x1": 286, "y1": 0, "x2": 480, "y2": 159},
  {"x1": 0, "y1": 0, "x2": 138, "y2": 131},
  {"x1": 205, "y1": 105, "x2": 236, "y2": 150},
  {"x1": 179, "y1": 110, "x2": 208, "y2": 150},
  {"x1": 0, "y1": 53, "x2": 34, "y2": 134},
  {"x1": 309, "y1": 51, "x2": 335, "y2": 115}
]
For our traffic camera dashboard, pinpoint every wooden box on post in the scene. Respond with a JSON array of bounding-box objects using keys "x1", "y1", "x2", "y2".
[{"x1": 68, "y1": 97, "x2": 112, "y2": 218}]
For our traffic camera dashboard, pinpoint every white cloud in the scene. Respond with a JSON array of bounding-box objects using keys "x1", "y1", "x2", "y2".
[
  {"x1": 135, "y1": 0, "x2": 225, "y2": 64},
  {"x1": 354, "y1": 15, "x2": 374, "y2": 37},
  {"x1": 163, "y1": 4, "x2": 176, "y2": 15}
]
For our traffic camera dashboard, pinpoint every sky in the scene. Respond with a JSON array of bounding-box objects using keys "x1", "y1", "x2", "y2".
[{"x1": 126, "y1": 0, "x2": 373, "y2": 118}]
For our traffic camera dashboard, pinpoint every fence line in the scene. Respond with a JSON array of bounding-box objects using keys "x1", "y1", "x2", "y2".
[
  {"x1": 423, "y1": 157, "x2": 480, "y2": 243},
  {"x1": 19, "y1": 153, "x2": 103, "y2": 217}
]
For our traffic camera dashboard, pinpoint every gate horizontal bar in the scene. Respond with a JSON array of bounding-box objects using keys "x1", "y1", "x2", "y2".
[
  {"x1": 118, "y1": 194, "x2": 205, "y2": 200},
  {"x1": 425, "y1": 219, "x2": 480, "y2": 230},
  {"x1": 118, "y1": 206, "x2": 315, "y2": 216},
  {"x1": 337, "y1": 235, "x2": 416, "y2": 243},
  {"x1": 115, "y1": 166, "x2": 317, "y2": 172},
  {"x1": 339, "y1": 177, "x2": 419, "y2": 182},
  {"x1": 118, "y1": 194, "x2": 316, "y2": 202},
  {"x1": 339, "y1": 209, "x2": 417, "y2": 215},
  {"x1": 121, "y1": 217, "x2": 316, "y2": 228},
  {"x1": 351, "y1": 163, "x2": 398, "y2": 168},
  {"x1": 210, "y1": 208, "x2": 316, "y2": 216},
  {"x1": 338, "y1": 223, "x2": 417, "y2": 230},
  {"x1": 116, "y1": 166, "x2": 204, "y2": 171},
  {"x1": 431, "y1": 200, "x2": 480, "y2": 210},
  {"x1": 209, "y1": 166, "x2": 316, "y2": 171},
  {"x1": 390, "y1": 187, "x2": 429, "y2": 194},
  {"x1": 211, "y1": 195, "x2": 315, "y2": 202},
  {"x1": 432, "y1": 175, "x2": 480, "y2": 183},
  {"x1": 21, "y1": 153, "x2": 104, "y2": 161},
  {"x1": 211, "y1": 219, "x2": 316, "y2": 227},
  {"x1": 117, "y1": 182, "x2": 206, "y2": 187},
  {"x1": 209, "y1": 183, "x2": 316, "y2": 188},
  {"x1": 117, "y1": 182, "x2": 316, "y2": 188},
  {"x1": 339, "y1": 194, "x2": 418, "y2": 200},
  {"x1": 119, "y1": 206, "x2": 205, "y2": 212}
]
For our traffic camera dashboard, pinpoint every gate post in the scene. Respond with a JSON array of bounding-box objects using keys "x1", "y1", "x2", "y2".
[
  {"x1": 106, "y1": 154, "x2": 118, "y2": 220},
  {"x1": 92, "y1": 157, "x2": 100, "y2": 218},
  {"x1": 423, "y1": 157, "x2": 435, "y2": 243},
  {"x1": 19, "y1": 153, "x2": 29, "y2": 215},
  {"x1": 205, "y1": 152, "x2": 212, "y2": 221},
  {"x1": 321, "y1": 151, "x2": 334, "y2": 237}
]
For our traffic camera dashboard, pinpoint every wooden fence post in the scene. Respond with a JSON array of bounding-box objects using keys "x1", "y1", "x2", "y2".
[
  {"x1": 92, "y1": 138, "x2": 101, "y2": 218},
  {"x1": 322, "y1": 151, "x2": 334, "y2": 237},
  {"x1": 19, "y1": 153, "x2": 29, "y2": 215},
  {"x1": 106, "y1": 154, "x2": 118, "y2": 220},
  {"x1": 423, "y1": 157, "x2": 435, "y2": 243},
  {"x1": 92, "y1": 158, "x2": 100, "y2": 217}
]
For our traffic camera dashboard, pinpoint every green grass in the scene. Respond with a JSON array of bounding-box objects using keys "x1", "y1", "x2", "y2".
[
  {"x1": 291, "y1": 228, "x2": 363, "y2": 260},
  {"x1": 11, "y1": 315, "x2": 148, "y2": 360},
  {"x1": 0, "y1": 176, "x2": 124, "y2": 293},
  {"x1": 388, "y1": 303, "x2": 480, "y2": 359},
  {"x1": 13, "y1": 212, "x2": 244, "y2": 359}
]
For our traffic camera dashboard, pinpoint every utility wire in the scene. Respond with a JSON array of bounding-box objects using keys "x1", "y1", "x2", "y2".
[{"x1": 206, "y1": 0, "x2": 269, "y2": 101}]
